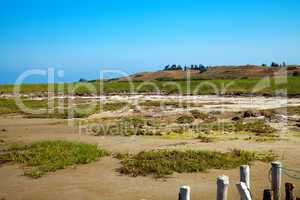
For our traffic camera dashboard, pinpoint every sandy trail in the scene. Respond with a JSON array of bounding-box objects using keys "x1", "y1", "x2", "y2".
[{"x1": 0, "y1": 116, "x2": 300, "y2": 199}]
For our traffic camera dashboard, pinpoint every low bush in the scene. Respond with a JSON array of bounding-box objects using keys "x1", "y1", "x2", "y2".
[
  {"x1": 116, "y1": 149, "x2": 276, "y2": 178},
  {"x1": 190, "y1": 110, "x2": 216, "y2": 121},
  {"x1": 155, "y1": 77, "x2": 177, "y2": 81},
  {"x1": 2, "y1": 141, "x2": 109, "y2": 178},
  {"x1": 122, "y1": 116, "x2": 145, "y2": 128},
  {"x1": 139, "y1": 100, "x2": 162, "y2": 107},
  {"x1": 190, "y1": 110, "x2": 208, "y2": 119},
  {"x1": 293, "y1": 71, "x2": 300, "y2": 76},
  {"x1": 195, "y1": 122, "x2": 236, "y2": 134},
  {"x1": 236, "y1": 120, "x2": 276, "y2": 135},
  {"x1": 102, "y1": 102, "x2": 128, "y2": 111},
  {"x1": 176, "y1": 114, "x2": 195, "y2": 124}
]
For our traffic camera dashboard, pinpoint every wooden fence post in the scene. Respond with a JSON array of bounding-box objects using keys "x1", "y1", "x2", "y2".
[
  {"x1": 285, "y1": 183, "x2": 294, "y2": 200},
  {"x1": 271, "y1": 161, "x2": 282, "y2": 200},
  {"x1": 178, "y1": 186, "x2": 190, "y2": 200},
  {"x1": 240, "y1": 165, "x2": 250, "y2": 190},
  {"x1": 263, "y1": 189, "x2": 272, "y2": 200},
  {"x1": 217, "y1": 175, "x2": 229, "y2": 200},
  {"x1": 236, "y1": 182, "x2": 252, "y2": 200}
]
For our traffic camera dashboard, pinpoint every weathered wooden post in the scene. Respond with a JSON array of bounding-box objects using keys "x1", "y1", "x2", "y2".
[
  {"x1": 217, "y1": 175, "x2": 229, "y2": 200},
  {"x1": 178, "y1": 185, "x2": 190, "y2": 200},
  {"x1": 263, "y1": 189, "x2": 272, "y2": 200},
  {"x1": 236, "y1": 182, "x2": 252, "y2": 200},
  {"x1": 240, "y1": 165, "x2": 250, "y2": 190},
  {"x1": 271, "y1": 161, "x2": 282, "y2": 200},
  {"x1": 285, "y1": 182, "x2": 294, "y2": 200}
]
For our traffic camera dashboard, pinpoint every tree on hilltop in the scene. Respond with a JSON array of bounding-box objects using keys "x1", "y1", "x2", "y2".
[{"x1": 271, "y1": 62, "x2": 280, "y2": 67}]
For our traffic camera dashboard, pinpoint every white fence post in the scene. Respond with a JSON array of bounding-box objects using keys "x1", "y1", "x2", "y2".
[
  {"x1": 236, "y1": 182, "x2": 252, "y2": 200},
  {"x1": 217, "y1": 175, "x2": 229, "y2": 200},
  {"x1": 240, "y1": 165, "x2": 250, "y2": 190},
  {"x1": 178, "y1": 185, "x2": 190, "y2": 200},
  {"x1": 271, "y1": 161, "x2": 282, "y2": 200}
]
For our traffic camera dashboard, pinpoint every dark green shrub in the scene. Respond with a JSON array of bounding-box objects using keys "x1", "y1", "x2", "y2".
[{"x1": 176, "y1": 114, "x2": 195, "y2": 124}]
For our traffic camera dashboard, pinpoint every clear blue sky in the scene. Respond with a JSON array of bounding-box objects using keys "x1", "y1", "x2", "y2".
[{"x1": 0, "y1": 0, "x2": 300, "y2": 83}]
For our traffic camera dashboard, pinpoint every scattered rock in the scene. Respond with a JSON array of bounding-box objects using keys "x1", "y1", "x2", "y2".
[
  {"x1": 210, "y1": 111, "x2": 221, "y2": 115},
  {"x1": 262, "y1": 93, "x2": 272, "y2": 97},
  {"x1": 232, "y1": 116, "x2": 241, "y2": 121},
  {"x1": 1, "y1": 128, "x2": 6, "y2": 132},
  {"x1": 260, "y1": 110, "x2": 281, "y2": 121},
  {"x1": 243, "y1": 111, "x2": 259, "y2": 118}
]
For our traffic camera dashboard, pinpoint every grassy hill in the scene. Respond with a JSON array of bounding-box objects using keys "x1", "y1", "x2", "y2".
[
  {"x1": 1, "y1": 66, "x2": 300, "y2": 96},
  {"x1": 1, "y1": 76, "x2": 300, "y2": 96},
  {"x1": 121, "y1": 65, "x2": 300, "y2": 81}
]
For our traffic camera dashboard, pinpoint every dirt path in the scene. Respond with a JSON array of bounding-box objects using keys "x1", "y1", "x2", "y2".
[{"x1": 0, "y1": 116, "x2": 300, "y2": 199}]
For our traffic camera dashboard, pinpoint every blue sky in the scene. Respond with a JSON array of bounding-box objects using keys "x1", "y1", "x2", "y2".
[{"x1": 0, "y1": 0, "x2": 300, "y2": 83}]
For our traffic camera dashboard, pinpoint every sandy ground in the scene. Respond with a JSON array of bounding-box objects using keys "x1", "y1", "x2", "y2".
[{"x1": 0, "y1": 116, "x2": 300, "y2": 200}]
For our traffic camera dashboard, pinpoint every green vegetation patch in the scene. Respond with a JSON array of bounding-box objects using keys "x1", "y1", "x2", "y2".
[
  {"x1": 0, "y1": 98, "x2": 20, "y2": 114},
  {"x1": 23, "y1": 107, "x2": 91, "y2": 119},
  {"x1": 102, "y1": 102, "x2": 128, "y2": 111},
  {"x1": 92, "y1": 116, "x2": 163, "y2": 136},
  {"x1": 287, "y1": 106, "x2": 300, "y2": 116},
  {"x1": 116, "y1": 149, "x2": 276, "y2": 178},
  {"x1": 0, "y1": 98, "x2": 48, "y2": 114},
  {"x1": 190, "y1": 110, "x2": 209, "y2": 119},
  {"x1": 0, "y1": 98, "x2": 128, "y2": 119},
  {"x1": 190, "y1": 110, "x2": 216, "y2": 122},
  {"x1": 140, "y1": 100, "x2": 162, "y2": 107},
  {"x1": 236, "y1": 120, "x2": 277, "y2": 136},
  {"x1": 1, "y1": 140, "x2": 109, "y2": 178},
  {"x1": 176, "y1": 114, "x2": 195, "y2": 124},
  {"x1": 196, "y1": 135, "x2": 216, "y2": 143},
  {"x1": 140, "y1": 100, "x2": 201, "y2": 108},
  {"x1": 194, "y1": 121, "x2": 236, "y2": 134},
  {"x1": 1, "y1": 76, "x2": 300, "y2": 95},
  {"x1": 244, "y1": 136, "x2": 282, "y2": 143},
  {"x1": 122, "y1": 116, "x2": 145, "y2": 128}
]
